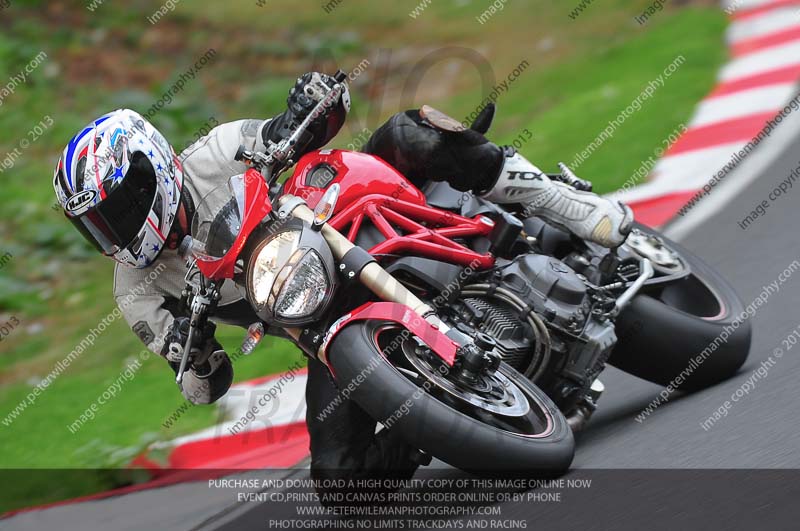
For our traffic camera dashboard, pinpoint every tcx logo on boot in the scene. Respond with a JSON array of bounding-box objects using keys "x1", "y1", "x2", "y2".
[{"x1": 507, "y1": 171, "x2": 542, "y2": 181}]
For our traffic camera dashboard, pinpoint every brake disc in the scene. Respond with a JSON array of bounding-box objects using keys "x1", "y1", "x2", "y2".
[{"x1": 400, "y1": 337, "x2": 531, "y2": 418}]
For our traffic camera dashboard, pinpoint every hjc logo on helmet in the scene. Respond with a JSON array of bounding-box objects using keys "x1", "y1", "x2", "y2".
[{"x1": 65, "y1": 189, "x2": 98, "y2": 213}]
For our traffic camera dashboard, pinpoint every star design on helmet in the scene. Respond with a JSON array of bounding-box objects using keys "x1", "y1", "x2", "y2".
[
  {"x1": 151, "y1": 244, "x2": 160, "y2": 253},
  {"x1": 111, "y1": 167, "x2": 125, "y2": 183},
  {"x1": 148, "y1": 150, "x2": 155, "y2": 158},
  {"x1": 157, "y1": 163, "x2": 164, "y2": 172},
  {"x1": 139, "y1": 138, "x2": 144, "y2": 145}
]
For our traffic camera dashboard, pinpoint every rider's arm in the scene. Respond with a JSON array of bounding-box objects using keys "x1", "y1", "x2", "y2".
[
  {"x1": 113, "y1": 263, "x2": 178, "y2": 356},
  {"x1": 180, "y1": 119, "x2": 267, "y2": 185},
  {"x1": 179, "y1": 72, "x2": 349, "y2": 188},
  {"x1": 114, "y1": 262, "x2": 232, "y2": 404}
]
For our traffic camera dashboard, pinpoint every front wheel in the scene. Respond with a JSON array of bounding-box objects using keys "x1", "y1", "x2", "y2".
[{"x1": 326, "y1": 320, "x2": 574, "y2": 475}]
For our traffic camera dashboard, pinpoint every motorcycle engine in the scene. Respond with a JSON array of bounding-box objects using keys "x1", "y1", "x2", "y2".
[
  {"x1": 451, "y1": 254, "x2": 617, "y2": 409},
  {"x1": 458, "y1": 296, "x2": 539, "y2": 373}
]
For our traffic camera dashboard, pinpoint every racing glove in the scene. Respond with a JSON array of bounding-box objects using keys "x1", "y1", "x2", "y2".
[
  {"x1": 162, "y1": 317, "x2": 233, "y2": 405},
  {"x1": 262, "y1": 71, "x2": 350, "y2": 156}
]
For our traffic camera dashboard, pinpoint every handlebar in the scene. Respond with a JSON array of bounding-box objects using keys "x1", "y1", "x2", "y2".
[
  {"x1": 277, "y1": 72, "x2": 346, "y2": 162},
  {"x1": 175, "y1": 279, "x2": 219, "y2": 386},
  {"x1": 175, "y1": 315, "x2": 196, "y2": 385},
  {"x1": 236, "y1": 70, "x2": 348, "y2": 183}
]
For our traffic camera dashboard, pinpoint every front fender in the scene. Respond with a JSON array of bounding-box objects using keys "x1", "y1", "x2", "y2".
[{"x1": 317, "y1": 302, "x2": 459, "y2": 368}]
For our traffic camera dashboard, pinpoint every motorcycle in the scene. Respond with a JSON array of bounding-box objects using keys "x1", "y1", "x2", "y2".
[{"x1": 173, "y1": 71, "x2": 751, "y2": 474}]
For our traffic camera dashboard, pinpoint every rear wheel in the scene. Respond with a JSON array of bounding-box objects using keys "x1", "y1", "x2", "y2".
[
  {"x1": 326, "y1": 320, "x2": 574, "y2": 474},
  {"x1": 610, "y1": 224, "x2": 751, "y2": 391}
]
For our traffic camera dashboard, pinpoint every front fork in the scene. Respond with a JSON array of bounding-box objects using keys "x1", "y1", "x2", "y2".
[{"x1": 277, "y1": 195, "x2": 470, "y2": 365}]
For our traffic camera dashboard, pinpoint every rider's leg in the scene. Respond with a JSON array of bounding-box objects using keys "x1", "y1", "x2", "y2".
[
  {"x1": 304, "y1": 357, "x2": 421, "y2": 504},
  {"x1": 361, "y1": 109, "x2": 503, "y2": 193},
  {"x1": 363, "y1": 108, "x2": 633, "y2": 248}
]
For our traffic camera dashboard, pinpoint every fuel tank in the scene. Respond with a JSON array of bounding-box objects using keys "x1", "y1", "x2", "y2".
[{"x1": 283, "y1": 149, "x2": 427, "y2": 212}]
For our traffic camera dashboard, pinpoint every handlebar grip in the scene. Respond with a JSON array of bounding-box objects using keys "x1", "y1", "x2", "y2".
[
  {"x1": 333, "y1": 70, "x2": 347, "y2": 83},
  {"x1": 234, "y1": 144, "x2": 247, "y2": 162}
]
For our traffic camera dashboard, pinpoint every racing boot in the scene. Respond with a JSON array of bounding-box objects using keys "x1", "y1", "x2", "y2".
[{"x1": 481, "y1": 150, "x2": 634, "y2": 248}]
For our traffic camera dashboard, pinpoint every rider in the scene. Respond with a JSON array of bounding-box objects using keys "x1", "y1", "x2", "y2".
[{"x1": 53, "y1": 72, "x2": 632, "y2": 483}]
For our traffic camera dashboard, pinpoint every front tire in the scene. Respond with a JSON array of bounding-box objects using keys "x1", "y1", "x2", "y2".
[{"x1": 326, "y1": 320, "x2": 574, "y2": 475}]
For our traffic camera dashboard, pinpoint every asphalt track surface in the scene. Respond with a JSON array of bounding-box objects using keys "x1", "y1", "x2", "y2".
[{"x1": 5, "y1": 135, "x2": 800, "y2": 530}]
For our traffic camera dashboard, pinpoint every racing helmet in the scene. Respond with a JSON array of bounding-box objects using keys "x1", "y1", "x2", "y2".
[{"x1": 53, "y1": 109, "x2": 183, "y2": 268}]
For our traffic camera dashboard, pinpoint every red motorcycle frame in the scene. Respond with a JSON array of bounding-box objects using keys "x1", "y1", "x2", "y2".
[
  {"x1": 285, "y1": 149, "x2": 497, "y2": 270},
  {"x1": 197, "y1": 149, "x2": 496, "y2": 280}
]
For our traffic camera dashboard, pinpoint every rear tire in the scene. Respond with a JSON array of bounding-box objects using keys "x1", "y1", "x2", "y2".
[
  {"x1": 326, "y1": 320, "x2": 575, "y2": 475},
  {"x1": 610, "y1": 225, "x2": 751, "y2": 391}
]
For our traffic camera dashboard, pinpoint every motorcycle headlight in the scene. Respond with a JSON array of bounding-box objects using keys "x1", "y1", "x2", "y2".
[
  {"x1": 247, "y1": 228, "x2": 334, "y2": 323},
  {"x1": 249, "y1": 230, "x2": 302, "y2": 309},
  {"x1": 271, "y1": 249, "x2": 329, "y2": 319}
]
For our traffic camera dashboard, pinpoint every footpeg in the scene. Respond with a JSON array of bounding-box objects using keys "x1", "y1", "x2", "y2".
[
  {"x1": 410, "y1": 448, "x2": 433, "y2": 467},
  {"x1": 614, "y1": 258, "x2": 654, "y2": 314}
]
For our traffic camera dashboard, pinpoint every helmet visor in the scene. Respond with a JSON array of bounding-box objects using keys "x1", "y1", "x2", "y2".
[{"x1": 68, "y1": 154, "x2": 158, "y2": 255}]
